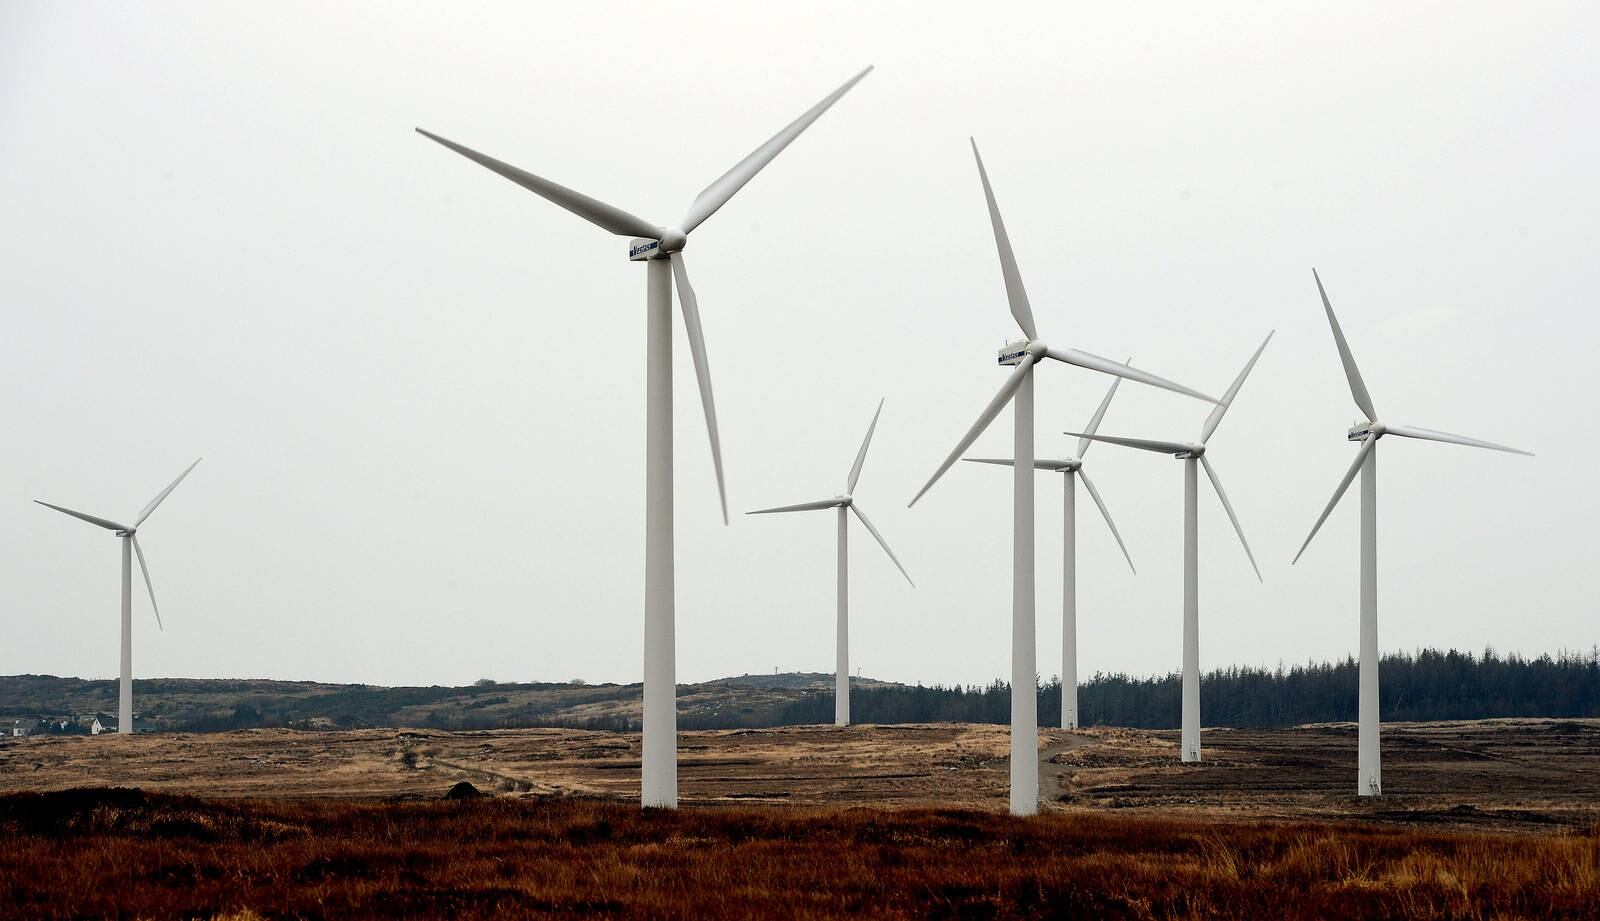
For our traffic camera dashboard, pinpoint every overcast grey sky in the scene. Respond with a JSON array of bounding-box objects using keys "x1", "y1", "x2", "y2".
[{"x1": 2, "y1": 2, "x2": 1594, "y2": 689}]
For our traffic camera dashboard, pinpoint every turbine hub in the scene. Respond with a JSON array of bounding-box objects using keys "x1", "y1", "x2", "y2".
[
  {"x1": 1176, "y1": 443, "x2": 1205, "y2": 459},
  {"x1": 659, "y1": 227, "x2": 688, "y2": 253},
  {"x1": 1060, "y1": 459, "x2": 1082, "y2": 472},
  {"x1": 115, "y1": 528, "x2": 135, "y2": 538}
]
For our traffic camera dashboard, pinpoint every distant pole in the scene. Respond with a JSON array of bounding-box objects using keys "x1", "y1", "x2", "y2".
[
  {"x1": 1010, "y1": 372, "x2": 1038, "y2": 816},
  {"x1": 119, "y1": 535, "x2": 133, "y2": 735},
  {"x1": 641, "y1": 258, "x2": 677, "y2": 808},
  {"x1": 836, "y1": 504, "x2": 850, "y2": 726},
  {"x1": 1181, "y1": 457, "x2": 1200, "y2": 763},
  {"x1": 1358, "y1": 443, "x2": 1380, "y2": 795},
  {"x1": 1062, "y1": 472, "x2": 1078, "y2": 729}
]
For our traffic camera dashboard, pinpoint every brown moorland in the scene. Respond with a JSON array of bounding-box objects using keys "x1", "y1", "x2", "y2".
[
  {"x1": 2, "y1": 719, "x2": 1597, "y2": 830},
  {"x1": 2, "y1": 720, "x2": 1597, "y2": 918},
  {"x1": 0, "y1": 787, "x2": 1596, "y2": 920}
]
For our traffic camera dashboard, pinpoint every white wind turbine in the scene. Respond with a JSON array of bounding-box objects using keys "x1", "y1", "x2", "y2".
[
  {"x1": 418, "y1": 68, "x2": 871, "y2": 808},
  {"x1": 35, "y1": 459, "x2": 202, "y2": 735},
  {"x1": 909, "y1": 139, "x2": 1217, "y2": 816},
  {"x1": 747, "y1": 399, "x2": 914, "y2": 727},
  {"x1": 1293, "y1": 269, "x2": 1531, "y2": 796},
  {"x1": 963, "y1": 368, "x2": 1138, "y2": 731},
  {"x1": 1071, "y1": 332, "x2": 1272, "y2": 763}
]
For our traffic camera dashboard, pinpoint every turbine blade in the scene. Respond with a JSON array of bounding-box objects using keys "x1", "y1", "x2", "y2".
[
  {"x1": 1292, "y1": 436, "x2": 1376, "y2": 564},
  {"x1": 963, "y1": 457, "x2": 1071, "y2": 471},
  {"x1": 847, "y1": 398, "x2": 884, "y2": 494},
  {"x1": 908, "y1": 354, "x2": 1036, "y2": 507},
  {"x1": 1077, "y1": 358, "x2": 1128, "y2": 458},
  {"x1": 679, "y1": 66, "x2": 873, "y2": 234},
  {"x1": 1201, "y1": 331, "x2": 1273, "y2": 443},
  {"x1": 1077, "y1": 469, "x2": 1135, "y2": 574},
  {"x1": 1385, "y1": 425, "x2": 1533, "y2": 456},
  {"x1": 131, "y1": 535, "x2": 163, "y2": 631},
  {"x1": 34, "y1": 501, "x2": 127, "y2": 532},
  {"x1": 970, "y1": 139, "x2": 1037, "y2": 340},
  {"x1": 1046, "y1": 348, "x2": 1217, "y2": 403},
  {"x1": 1200, "y1": 455, "x2": 1261, "y2": 582},
  {"x1": 747, "y1": 497, "x2": 843, "y2": 515},
  {"x1": 415, "y1": 128, "x2": 662, "y2": 239},
  {"x1": 671, "y1": 253, "x2": 728, "y2": 524},
  {"x1": 1312, "y1": 269, "x2": 1378, "y2": 421},
  {"x1": 849, "y1": 502, "x2": 914, "y2": 587},
  {"x1": 1065, "y1": 432, "x2": 1192, "y2": 456},
  {"x1": 135, "y1": 457, "x2": 202, "y2": 527}
]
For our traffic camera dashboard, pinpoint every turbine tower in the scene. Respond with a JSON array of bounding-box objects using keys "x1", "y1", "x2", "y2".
[
  {"x1": 1293, "y1": 269, "x2": 1530, "y2": 796},
  {"x1": 418, "y1": 68, "x2": 871, "y2": 808},
  {"x1": 35, "y1": 459, "x2": 202, "y2": 735},
  {"x1": 748, "y1": 399, "x2": 914, "y2": 727},
  {"x1": 963, "y1": 368, "x2": 1138, "y2": 730},
  {"x1": 909, "y1": 140, "x2": 1216, "y2": 816},
  {"x1": 1072, "y1": 332, "x2": 1272, "y2": 763}
]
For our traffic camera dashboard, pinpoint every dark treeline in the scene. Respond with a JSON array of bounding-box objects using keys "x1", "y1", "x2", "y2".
[{"x1": 778, "y1": 648, "x2": 1600, "y2": 729}]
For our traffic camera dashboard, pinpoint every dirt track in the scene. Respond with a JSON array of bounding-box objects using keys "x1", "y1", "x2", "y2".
[{"x1": 1, "y1": 719, "x2": 1595, "y2": 832}]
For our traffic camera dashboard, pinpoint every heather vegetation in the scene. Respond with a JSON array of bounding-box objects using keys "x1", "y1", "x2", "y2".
[{"x1": 0, "y1": 788, "x2": 1594, "y2": 920}]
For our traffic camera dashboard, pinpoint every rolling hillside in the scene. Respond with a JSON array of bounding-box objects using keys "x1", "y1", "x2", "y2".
[{"x1": 0, "y1": 672, "x2": 901, "y2": 733}]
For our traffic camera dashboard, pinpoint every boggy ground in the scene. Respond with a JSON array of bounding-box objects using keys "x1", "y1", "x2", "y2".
[
  {"x1": 1, "y1": 719, "x2": 1596, "y2": 832},
  {"x1": 0, "y1": 788, "x2": 1596, "y2": 920}
]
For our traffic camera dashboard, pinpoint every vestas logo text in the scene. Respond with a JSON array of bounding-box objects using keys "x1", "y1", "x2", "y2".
[
  {"x1": 630, "y1": 241, "x2": 660, "y2": 258},
  {"x1": 998, "y1": 350, "x2": 1028, "y2": 364}
]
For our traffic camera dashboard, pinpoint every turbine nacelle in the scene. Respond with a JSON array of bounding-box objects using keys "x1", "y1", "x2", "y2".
[
  {"x1": 1173, "y1": 444, "x2": 1206, "y2": 459},
  {"x1": 627, "y1": 227, "x2": 689, "y2": 262},
  {"x1": 627, "y1": 238, "x2": 661, "y2": 261},
  {"x1": 998, "y1": 339, "x2": 1047, "y2": 366},
  {"x1": 1348, "y1": 421, "x2": 1385, "y2": 441}
]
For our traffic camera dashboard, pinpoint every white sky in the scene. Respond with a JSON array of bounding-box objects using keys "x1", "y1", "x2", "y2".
[{"x1": 2, "y1": 2, "x2": 1594, "y2": 689}]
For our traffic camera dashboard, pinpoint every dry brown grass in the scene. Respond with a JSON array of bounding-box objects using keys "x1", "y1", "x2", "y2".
[{"x1": 1, "y1": 788, "x2": 1596, "y2": 919}]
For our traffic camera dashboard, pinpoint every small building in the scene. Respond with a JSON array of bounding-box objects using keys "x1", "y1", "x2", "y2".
[
  {"x1": 12, "y1": 718, "x2": 40, "y2": 737},
  {"x1": 91, "y1": 716, "x2": 157, "y2": 734}
]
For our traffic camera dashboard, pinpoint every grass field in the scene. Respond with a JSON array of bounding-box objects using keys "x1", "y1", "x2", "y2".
[{"x1": 1, "y1": 787, "x2": 1596, "y2": 920}]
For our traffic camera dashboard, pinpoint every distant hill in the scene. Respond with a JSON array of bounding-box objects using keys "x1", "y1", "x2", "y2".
[
  {"x1": 0, "y1": 672, "x2": 904, "y2": 734},
  {"x1": 5, "y1": 648, "x2": 1597, "y2": 734}
]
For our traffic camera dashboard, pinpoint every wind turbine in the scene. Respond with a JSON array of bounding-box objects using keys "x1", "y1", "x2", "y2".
[
  {"x1": 747, "y1": 399, "x2": 914, "y2": 727},
  {"x1": 963, "y1": 368, "x2": 1138, "y2": 731},
  {"x1": 417, "y1": 68, "x2": 871, "y2": 808},
  {"x1": 35, "y1": 459, "x2": 202, "y2": 735},
  {"x1": 1071, "y1": 332, "x2": 1272, "y2": 763},
  {"x1": 1293, "y1": 269, "x2": 1531, "y2": 796},
  {"x1": 908, "y1": 139, "x2": 1217, "y2": 816}
]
